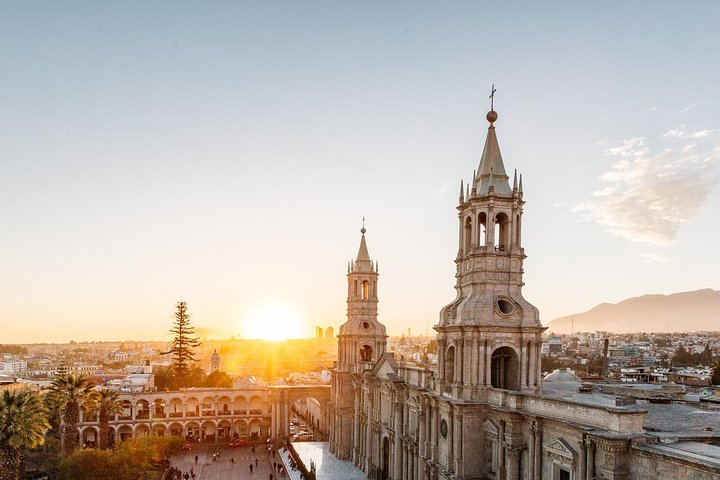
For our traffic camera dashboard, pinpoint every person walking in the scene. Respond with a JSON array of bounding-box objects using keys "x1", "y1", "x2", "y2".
[
  {"x1": 194, "y1": 454, "x2": 198, "y2": 465},
  {"x1": 249, "y1": 463, "x2": 254, "y2": 473}
]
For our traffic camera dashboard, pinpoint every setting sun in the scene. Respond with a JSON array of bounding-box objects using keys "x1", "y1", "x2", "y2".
[{"x1": 240, "y1": 303, "x2": 306, "y2": 341}]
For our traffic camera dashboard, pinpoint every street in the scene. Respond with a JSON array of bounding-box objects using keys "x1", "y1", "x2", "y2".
[{"x1": 171, "y1": 444, "x2": 276, "y2": 480}]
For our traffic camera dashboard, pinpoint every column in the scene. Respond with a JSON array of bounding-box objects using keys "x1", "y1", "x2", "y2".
[
  {"x1": 394, "y1": 402, "x2": 402, "y2": 480},
  {"x1": 485, "y1": 344, "x2": 492, "y2": 387},
  {"x1": 506, "y1": 447, "x2": 521, "y2": 480},
  {"x1": 586, "y1": 440, "x2": 595, "y2": 480},
  {"x1": 457, "y1": 339, "x2": 464, "y2": 385},
  {"x1": 520, "y1": 341, "x2": 528, "y2": 388},
  {"x1": 447, "y1": 407, "x2": 454, "y2": 469},
  {"x1": 533, "y1": 425, "x2": 542, "y2": 480},
  {"x1": 578, "y1": 437, "x2": 587, "y2": 480},
  {"x1": 528, "y1": 423, "x2": 535, "y2": 480},
  {"x1": 481, "y1": 339, "x2": 488, "y2": 386}
]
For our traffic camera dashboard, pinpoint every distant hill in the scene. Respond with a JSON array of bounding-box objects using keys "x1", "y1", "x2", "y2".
[{"x1": 545, "y1": 289, "x2": 720, "y2": 334}]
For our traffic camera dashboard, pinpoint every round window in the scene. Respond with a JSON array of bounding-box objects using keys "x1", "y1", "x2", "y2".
[
  {"x1": 497, "y1": 299, "x2": 514, "y2": 315},
  {"x1": 362, "y1": 321, "x2": 370, "y2": 329}
]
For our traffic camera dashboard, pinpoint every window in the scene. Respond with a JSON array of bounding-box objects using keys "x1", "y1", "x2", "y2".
[
  {"x1": 362, "y1": 280, "x2": 369, "y2": 299},
  {"x1": 360, "y1": 345, "x2": 373, "y2": 362}
]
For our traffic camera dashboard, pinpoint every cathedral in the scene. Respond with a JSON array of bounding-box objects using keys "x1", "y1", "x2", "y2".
[{"x1": 328, "y1": 106, "x2": 720, "y2": 480}]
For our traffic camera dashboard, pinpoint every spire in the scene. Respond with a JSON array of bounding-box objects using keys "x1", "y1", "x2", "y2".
[
  {"x1": 354, "y1": 222, "x2": 373, "y2": 272},
  {"x1": 474, "y1": 87, "x2": 512, "y2": 196},
  {"x1": 459, "y1": 179, "x2": 465, "y2": 203},
  {"x1": 519, "y1": 173, "x2": 524, "y2": 195},
  {"x1": 513, "y1": 169, "x2": 518, "y2": 192}
]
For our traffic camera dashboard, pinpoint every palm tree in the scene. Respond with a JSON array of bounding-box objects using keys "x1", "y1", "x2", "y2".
[
  {"x1": 50, "y1": 374, "x2": 95, "y2": 455},
  {"x1": 87, "y1": 388, "x2": 123, "y2": 449},
  {"x1": 711, "y1": 357, "x2": 720, "y2": 386},
  {"x1": 0, "y1": 390, "x2": 48, "y2": 479}
]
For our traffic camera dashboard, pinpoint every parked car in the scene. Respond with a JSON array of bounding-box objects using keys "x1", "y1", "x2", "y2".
[
  {"x1": 181, "y1": 443, "x2": 193, "y2": 451},
  {"x1": 291, "y1": 432, "x2": 314, "y2": 442},
  {"x1": 229, "y1": 439, "x2": 247, "y2": 447}
]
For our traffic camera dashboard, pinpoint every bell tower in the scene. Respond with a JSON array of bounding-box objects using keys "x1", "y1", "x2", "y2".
[
  {"x1": 330, "y1": 225, "x2": 387, "y2": 460},
  {"x1": 435, "y1": 97, "x2": 545, "y2": 399}
]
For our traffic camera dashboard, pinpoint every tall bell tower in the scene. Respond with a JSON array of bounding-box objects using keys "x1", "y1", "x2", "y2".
[
  {"x1": 330, "y1": 225, "x2": 387, "y2": 460},
  {"x1": 435, "y1": 97, "x2": 545, "y2": 399}
]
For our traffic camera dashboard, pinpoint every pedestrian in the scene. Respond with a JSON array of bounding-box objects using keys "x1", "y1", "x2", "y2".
[
  {"x1": 194, "y1": 454, "x2": 198, "y2": 464},
  {"x1": 231, "y1": 456, "x2": 235, "y2": 465},
  {"x1": 250, "y1": 463, "x2": 254, "y2": 473},
  {"x1": 255, "y1": 458, "x2": 258, "y2": 466}
]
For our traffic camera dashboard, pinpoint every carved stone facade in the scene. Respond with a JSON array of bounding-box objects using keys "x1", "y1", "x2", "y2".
[{"x1": 327, "y1": 108, "x2": 720, "y2": 480}]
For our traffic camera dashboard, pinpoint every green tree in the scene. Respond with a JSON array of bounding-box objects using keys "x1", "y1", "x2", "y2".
[
  {"x1": 87, "y1": 389, "x2": 124, "y2": 450},
  {"x1": 161, "y1": 301, "x2": 202, "y2": 387},
  {"x1": 711, "y1": 357, "x2": 720, "y2": 386},
  {"x1": 50, "y1": 374, "x2": 95, "y2": 456},
  {"x1": 0, "y1": 390, "x2": 49, "y2": 479},
  {"x1": 204, "y1": 370, "x2": 233, "y2": 388}
]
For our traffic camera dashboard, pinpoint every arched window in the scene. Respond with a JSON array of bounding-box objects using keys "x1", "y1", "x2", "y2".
[
  {"x1": 515, "y1": 214, "x2": 521, "y2": 247},
  {"x1": 494, "y1": 213, "x2": 509, "y2": 251},
  {"x1": 445, "y1": 345, "x2": 455, "y2": 383},
  {"x1": 464, "y1": 216, "x2": 473, "y2": 253},
  {"x1": 354, "y1": 280, "x2": 358, "y2": 297},
  {"x1": 490, "y1": 346, "x2": 519, "y2": 391},
  {"x1": 478, "y1": 212, "x2": 487, "y2": 246},
  {"x1": 360, "y1": 345, "x2": 373, "y2": 362},
  {"x1": 362, "y1": 280, "x2": 369, "y2": 299}
]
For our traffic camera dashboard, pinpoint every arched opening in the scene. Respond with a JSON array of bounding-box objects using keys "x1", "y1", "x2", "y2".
[
  {"x1": 515, "y1": 214, "x2": 521, "y2": 247},
  {"x1": 490, "y1": 346, "x2": 519, "y2": 391},
  {"x1": 381, "y1": 436, "x2": 390, "y2": 480},
  {"x1": 168, "y1": 398, "x2": 183, "y2": 418},
  {"x1": 152, "y1": 399, "x2": 166, "y2": 419},
  {"x1": 464, "y1": 216, "x2": 473, "y2": 253},
  {"x1": 249, "y1": 396, "x2": 264, "y2": 415},
  {"x1": 362, "y1": 280, "x2": 369, "y2": 300},
  {"x1": 360, "y1": 344, "x2": 373, "y2": 362},
  {"x1": 186, "y1": 397, "x2": 200, "y2": 417},
  {"x1": 354, "y1": 280, "x2": 358, "y2": 297},
  {"x1": 494, "y1": 212, "x2": 509, "y2": 251},
  {"x1": 119, "y1": 400, "x2": 132, "y2": 420},
  {"x1": 445, "y1": 345, "x2": 456, "y2": 383},
  {"x1": 478, "y1": 212, "x2": 487, "y2": 246}
]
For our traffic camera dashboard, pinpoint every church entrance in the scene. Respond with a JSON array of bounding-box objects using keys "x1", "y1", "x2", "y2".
[
  {"x1": 490, "y1": 346, "x2": 519, "y2": 390},
  {"x1": 381, "y1": 436, "x2": 390, "y2": 480}
]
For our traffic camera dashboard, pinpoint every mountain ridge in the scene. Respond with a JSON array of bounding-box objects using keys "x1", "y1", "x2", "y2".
[{"x1": 544, "y1": 289, "x2": 720, "y2": 334}]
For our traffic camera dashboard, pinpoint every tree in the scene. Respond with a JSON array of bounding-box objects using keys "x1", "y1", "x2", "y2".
[
  {"x1": 161, "y1": 301, "x2": 202, "y2": 387},
  {"x1": 712, "y1": 358, "x2": 720, "y2": 386},
  {"x1": 87, "y1": 389, "x2": 124, "y2": 450},
  {"x1": 0, "y1": 390, "x2": 48, "y2": 479},
  {"x1": 50, "y1": 374, "x2": 95, "y2": 455},
  {"x1": 204, "y1": 370, "x2": 233, "y2": 388}
]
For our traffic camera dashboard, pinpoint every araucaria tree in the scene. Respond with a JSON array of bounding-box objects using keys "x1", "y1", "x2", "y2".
[{"x1": 163, "y1": 301, "x2": 202, "y2": 387}]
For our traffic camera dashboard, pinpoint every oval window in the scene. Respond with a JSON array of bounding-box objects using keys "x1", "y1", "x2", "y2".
[{"x1": 497, "y1": 299, "x2": 514, "y2": 315}]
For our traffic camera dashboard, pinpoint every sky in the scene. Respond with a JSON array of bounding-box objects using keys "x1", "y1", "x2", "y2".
[{"x1": 1, "y1": 1, "x2": 719, "y2": 343}]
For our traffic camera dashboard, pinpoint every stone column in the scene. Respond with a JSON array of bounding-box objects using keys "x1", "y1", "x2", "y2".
[
  {"x1": 447, "y1": 407, "x2": 454, "y2": 470},
  {"x1": 528, "y1": 423, "x2": 535, "y2": 480},
  {"x1": 578, "y1": 437, "x2": 587, "y2": 480},
  {"x1": 586, "y1": 440, "x2": 595, "y2": 480},
  {"x1": 498, "y1": 421, "x2": 505, "y2": 479},
  {"x1": 481, "y1": 339, "x2": 488, "y2": 385},
  {"x1": 533, "y1": 424, "x2": 542, "y2": 480},
  {"x1": 506, "y1": 446, "x2": 521, "y2": 480},
  {"x1": 520, "y1": 341, "x2": 528, "y2": 388},
  {"x1": 454, "y1": 410, "x2": 463, "y2": 476},
  {"x1": 394, "y1": 402, "x2": 403, "y2": 480},
  {"x1": 485, "y1": 344, "x2": 492, "y2": 387}
]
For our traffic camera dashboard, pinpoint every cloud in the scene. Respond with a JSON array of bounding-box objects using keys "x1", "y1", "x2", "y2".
[
  {"x1": 641, "y1": 253, "x2": 671, "y2": 264},
  {"x1": 573, "y1": 128, "x2": 720, "y2": 246},
  {"x1": 680, "y1": 104, "x2": 698, "y2": 113}
]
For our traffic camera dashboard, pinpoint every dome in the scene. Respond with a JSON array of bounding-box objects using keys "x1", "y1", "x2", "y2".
[{"x1": 543, "y1": 368, "x2": 581, "y2": 383}]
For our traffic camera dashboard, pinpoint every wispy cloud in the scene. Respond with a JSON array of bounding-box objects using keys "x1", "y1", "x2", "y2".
[
  {"x1": 680, "y1": 104, "x2": 698, "y2": 113},
  {"x1": 642, "y1": 253, "x2": 671, "y2": 264},
  {"x1": 573, "y1": 127, "x2": 720, "y2": 246}
]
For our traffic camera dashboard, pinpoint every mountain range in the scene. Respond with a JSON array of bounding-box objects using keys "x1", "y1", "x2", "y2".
[{"x1": 544, "y1": 289, "x2": 720, "y2": 334}]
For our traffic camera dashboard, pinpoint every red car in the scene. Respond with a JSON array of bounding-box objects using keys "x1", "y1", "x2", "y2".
[
  {"x1": 181, "y1": 443, "x2": 193, "y2": 451},
  {"x1": 229, "y1": 439, "x2": 247, "y2": 448}
]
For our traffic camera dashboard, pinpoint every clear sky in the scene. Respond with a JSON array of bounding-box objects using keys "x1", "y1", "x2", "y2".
[{"x1": 1, "y1": 1, "x2": 719, "y2": 343}]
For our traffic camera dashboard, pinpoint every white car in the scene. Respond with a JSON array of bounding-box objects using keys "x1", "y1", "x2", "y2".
[{"x1": 291, "y1": 432, "x2": 314, "y2": 442}]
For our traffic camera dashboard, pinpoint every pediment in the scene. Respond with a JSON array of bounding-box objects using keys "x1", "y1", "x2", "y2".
[
  {"x1": 543, "y1": 437, "x2": 576, "y2": 459},
  {"x1": 370, "y1": 352, "x2": 399, "y2": 380}
]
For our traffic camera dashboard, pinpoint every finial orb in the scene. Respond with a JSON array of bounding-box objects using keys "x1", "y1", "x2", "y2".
[
  {"x1": 486, "y1": 110, "x2": 498, "y2": 124},
  {"x1": 361, "y1": 227, "x2": 366, "y2": 234}
]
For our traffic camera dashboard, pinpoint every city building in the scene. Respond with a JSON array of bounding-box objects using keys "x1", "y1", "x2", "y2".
[
  {"x1": 328, "y1": 107, "x2": 720, "y2": 480},
  {"x1": 210, "y1": 349, "x2": 220, "y2": 373}
]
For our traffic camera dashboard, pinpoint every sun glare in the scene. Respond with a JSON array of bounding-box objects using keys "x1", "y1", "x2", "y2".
[{"x1": 241, "y1": 303, "x2": 305, "y2": 341}]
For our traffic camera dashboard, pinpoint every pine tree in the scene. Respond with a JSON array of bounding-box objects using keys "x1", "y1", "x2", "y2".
[{"x1": 162, "y1": 301, "x2": 202, "y2": 386}]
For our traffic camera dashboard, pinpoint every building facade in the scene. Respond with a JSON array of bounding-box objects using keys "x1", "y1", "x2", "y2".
[
  {"x1": 78, "y1": 385, "x2": 270, "y2": 447},
  {"x1": 328, "y1": 108, "x2": 720, "y2": 480}
]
